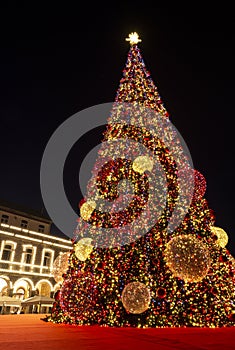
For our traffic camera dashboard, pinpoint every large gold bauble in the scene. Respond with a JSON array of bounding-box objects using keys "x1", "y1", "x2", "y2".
[
  {"x1": 211, "y1": 226, "x2": 228, "y2": 248},
  {"x1": 52, "y1": 252, "x2": 70, "y2": 283},
  {"x1": 74, "y1": 238, "x2": 93, "y2": 261},
  {"x1": 132, "y1": 155, "x2": 153, "y2": 174},
  {"x1": 80, "y1": 200, "x2": 96, "y2": 220},
  {"x1": 121, "y1": 281, "x2": 151, "y2": 314},
  {"x1": 165, "y1": 235, "x2": 211, "y2": 283}
]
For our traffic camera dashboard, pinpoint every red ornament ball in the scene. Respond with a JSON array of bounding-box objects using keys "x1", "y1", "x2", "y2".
[
  {"x1": 54, "y1": 290, "x2": 61, "y2": 301},
  {"x1": 157, "y1": 287, "x2": 166, "y2": 299},
  {"x1": 156, "y1": 239, "x2": 163, "y2": 247},
  {"x1": 97, "y1": 262, "x2": 105, "y2": 270},
  {"x1": 229, "y1": 312, "x2": 235, "y2": 322},
  {"x1": 210, "y1": 287, "x2": 218, "y2": 295}
]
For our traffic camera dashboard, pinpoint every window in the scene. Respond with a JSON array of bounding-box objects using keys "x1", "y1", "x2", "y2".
[
  {"x1": 43, "y1": 252, "x2": 51, "y2": 267},
  {"x1": 41, "y1": 249, "x2": 54, "y2": 273},
  {"x1": 22, "y1": 246, "x2": 35, "y2": 272},
  {"x1": 1, "y1": 215, "x2": 9, "y2": 224},
  {"x1": 25, "y1": 248, "x2": 33, "y2": 264},
  {"x1": 38, "y1": 224, "x2": 45, "y2": 233},
  {"x1": 21, "y1": 220, "x2": 28, "y2": 228},
  {"x1": 1, "y1": 244, "x2": 13, "y2": 261}
]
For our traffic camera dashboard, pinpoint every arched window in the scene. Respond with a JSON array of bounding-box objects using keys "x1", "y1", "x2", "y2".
[
  {"x1": 13, "y1": 278, "x2": 33, "y2": 299},
  {"x1": 1, "y1": 244, "x2": 13, "y2": 261}
]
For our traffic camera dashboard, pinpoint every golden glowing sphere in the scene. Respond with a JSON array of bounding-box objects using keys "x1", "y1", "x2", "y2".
[
  {"x1": 211, "y1": 226, "x2": 228, "y2": 248},
  {"x1": 165, "y1": 235, "x2": 211, "y2": 283},
  {"x1": 74, "y1": 238, "x2": 93, "y2": 261},
  {"x1": 132, "y1": 155, "x2": 153, "y2": 174},
  {"x1": 80, "y1": 200, "x2": 96, "y2": 221},
  {"x1": 121, "y1": 281, "x2": 151, "y2": 314},
  {"x1": 52, "y1": 252, "x2": 70, "y2": 283}
]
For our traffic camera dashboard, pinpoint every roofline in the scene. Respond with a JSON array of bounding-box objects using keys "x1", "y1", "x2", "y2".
[{"x1": 0, "y1": 203, "x2": 52, "y2": 224}]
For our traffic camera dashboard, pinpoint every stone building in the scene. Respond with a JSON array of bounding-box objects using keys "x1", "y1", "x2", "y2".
[{"x1": 0, "y1": 200, "x2": 72, "y2": 311}]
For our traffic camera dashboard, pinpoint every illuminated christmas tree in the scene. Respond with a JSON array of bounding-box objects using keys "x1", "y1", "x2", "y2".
[{"x1": 50, "y1": 33, "x2": 235, "y2": 327}]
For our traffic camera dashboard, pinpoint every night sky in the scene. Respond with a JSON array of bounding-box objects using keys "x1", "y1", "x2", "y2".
[{"x1": 0, "y1": 4, "x2": 234, "y2": 254}]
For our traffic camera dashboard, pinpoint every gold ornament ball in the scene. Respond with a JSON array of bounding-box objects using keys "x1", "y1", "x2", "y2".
[
  {"x1": 80, "y1": 200, "x2": 96, "y2": 221},
  {"x1": 74, "y1": 238, "x2": 93, "y2": 261},
  {"x1": 165, "y1": 235, "x2": 211, "y2": 283},
  {"x1": 132, "y1": 155, "x2": 154, "y2": 174},
  {"x1": 52, "y1": 252, "x2": 70, "y2": 283},
  {"x1": 121, "y1": 281, "x2": 151, "y2": 314},
  {"x1": 211, "y1": 226, "x2": 228, "y2": 248}
]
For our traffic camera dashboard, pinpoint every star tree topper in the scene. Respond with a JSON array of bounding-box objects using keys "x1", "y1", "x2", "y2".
[{"x1": 125, "y1": 32, "x2": 142, "y2": 45}]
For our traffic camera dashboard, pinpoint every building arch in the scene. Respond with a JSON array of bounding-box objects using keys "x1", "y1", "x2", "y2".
[
  {"x1": 0, "y1": 275, "x2": 12, "y2": 295},
  {"x1": 35, "y1": 279, "x2": 53, "y2": 297},
  {"x1": 35, "y1": 279, "x2": 54, "y2": 292},
  {"x1": 0, "y1": 275, "x2": 13, "y2": 289},
  {"x1": 13, "y1": 278, "x2": 34, "y2": 299}
]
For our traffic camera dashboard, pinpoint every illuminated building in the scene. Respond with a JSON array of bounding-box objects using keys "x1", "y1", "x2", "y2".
[{"x1": 0, "y1": 200, "x2": 72, "y2": 313}]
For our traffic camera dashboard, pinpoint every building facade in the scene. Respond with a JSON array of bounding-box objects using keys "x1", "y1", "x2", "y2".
[{"x1": 0, "y1": 201, "x2": 72, "y2": 309}]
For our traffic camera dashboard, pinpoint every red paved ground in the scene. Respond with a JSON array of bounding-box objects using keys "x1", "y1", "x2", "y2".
[{"x1": 0, "y1": 314, "x2": 235, "y2": 350}]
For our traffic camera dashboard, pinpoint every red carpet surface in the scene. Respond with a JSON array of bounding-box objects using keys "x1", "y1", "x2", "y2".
[{"x1": 0, "y1": 314, "x2": 235, "y2": 350}]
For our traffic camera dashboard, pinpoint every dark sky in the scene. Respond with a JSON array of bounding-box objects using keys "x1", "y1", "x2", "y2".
[{"x1": 0, "y1": 4, "x2": 234, "y2": 254}]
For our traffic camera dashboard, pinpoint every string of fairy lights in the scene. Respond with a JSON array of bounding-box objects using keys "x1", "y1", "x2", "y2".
[{"x1": 50, "y1": 33, "x2": 235, "y2": 327}]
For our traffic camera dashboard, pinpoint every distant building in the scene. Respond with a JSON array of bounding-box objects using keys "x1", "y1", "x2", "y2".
[{"x1": 0, "y1": 200, "x2": 72, "y2": 313}]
